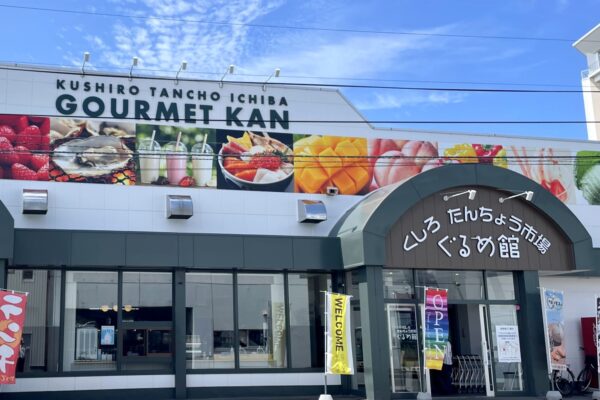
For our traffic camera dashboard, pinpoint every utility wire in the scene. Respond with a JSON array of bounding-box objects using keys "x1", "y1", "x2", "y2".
[
  {"x1": 0, "y1": 3, "x2": 596, "y2": 43},
  {"x1": 1, "y1": 59, "x2": 585, "y2": 89},
  {"x1": 2, "y1": 64, "x2": 598, "y2": 94}
]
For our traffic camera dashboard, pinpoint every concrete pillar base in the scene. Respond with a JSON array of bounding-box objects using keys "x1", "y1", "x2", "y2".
[
  {"x1": 592, "y1": 390, "x2": 600, "y2": 400},
  {"x1": 546, "y1": 390, "x2": 562, "y2": 400},
  {"x1": 417, "y1": 392, "x2": 432, "y2": 400}
]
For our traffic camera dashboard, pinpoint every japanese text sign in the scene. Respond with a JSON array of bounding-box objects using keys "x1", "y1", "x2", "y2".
[
  {"x1": 0, "y1": 290, "x2": 28, "y2": 384},
  {"x1": 424, "y1": 287, "x2": 448, "y2": 371},
  {"x1": 388, "y1": 187, "x2": 572, "y2": 271}
]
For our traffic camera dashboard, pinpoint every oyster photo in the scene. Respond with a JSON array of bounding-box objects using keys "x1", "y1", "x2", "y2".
[
  {"x1": 53, "y1": 136, "x2": 133, "y2": 177},
  {"x1": 50, "y1": 118, "x2": 135, "y2": 146}
]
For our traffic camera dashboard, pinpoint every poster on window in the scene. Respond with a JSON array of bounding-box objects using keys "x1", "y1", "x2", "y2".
[
  {"x1": 325, "y1": 292, "x2": 354, "y2": 375},
  {"x1": 424, "y1": 287, "x2": 448, "y2": 371},
  {"x1": 541, "y1": 288, "x2": 566, "y2": 371},
  {"x1": 100, "y1": 325, "x2": 115, "y2": 346},
  {"x1": 495, "y1": 325, "x2": 521, "y2": 363},
  {"x1": 0, "y1": 290, "x2": 28, "y2": 384}
]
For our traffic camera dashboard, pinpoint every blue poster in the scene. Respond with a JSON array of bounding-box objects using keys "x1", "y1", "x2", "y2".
[{"x1": 100, "y1": 325, "x2": 115, "y2": 346}]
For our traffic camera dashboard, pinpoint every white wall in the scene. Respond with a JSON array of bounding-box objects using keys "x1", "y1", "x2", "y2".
[{"x1": 538, "y1": 276, "x2": 600, "y2": 373}]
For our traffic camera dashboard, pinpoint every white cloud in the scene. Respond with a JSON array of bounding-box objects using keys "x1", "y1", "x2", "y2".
[{"x1": 354, "y1": 91, "x2": 467, "y2": 111}]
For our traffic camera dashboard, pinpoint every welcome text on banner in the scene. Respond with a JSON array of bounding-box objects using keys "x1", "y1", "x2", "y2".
[{"x1": 325, "y1": 292, "x2": 354, "y2": 375}]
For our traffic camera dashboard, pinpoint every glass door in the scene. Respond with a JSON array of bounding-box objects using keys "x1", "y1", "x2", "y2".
[
  {"x1": 488, "y1": 305, "x2": 523, "y2": 392},
  {"x1": 387, "y1": 304, "x2": 421, "y2": 394},
  {"x1": 479, "y1": 305, "x2": 495, "y2": 397}
]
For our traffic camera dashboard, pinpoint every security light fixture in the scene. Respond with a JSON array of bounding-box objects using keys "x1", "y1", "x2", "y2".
[
  {"x1": 166, "y1": 195, "x2": 193, "y2": 219},
  {"x1": 175, "y1": 60, "x2": 187, "y2": 85},
  {"x1": 262, "y1": 68, "x2": 281, "y2": 91},
  {"x1": 325, "y1": 186, "x2": 339, "y2": 196},
  {"x1": 443, "y1": 189, "x2": 476, "y2": 202},
  {"x1": 81, "y1": 52, "x2": 90, "y2": 76},
  {"x1": 129, "y1": 56, "x2": 139, "y2": 81},
  {"x1": 22, "y1": 189, "x2": 48, "y2": 214},
  {"x1": 219, "y1": 64, "x2": 235, "y2": 88},
  {"x1": 297, "y1": 199, "x2": 327, "y2": 223},
  {"x1": 499, "y1": 191, "x2": 534, "y2": 204}
]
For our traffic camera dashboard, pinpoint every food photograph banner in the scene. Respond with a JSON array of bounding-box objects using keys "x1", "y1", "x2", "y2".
[
  {"x1": 1, "y1": 112, "x2": 599, "y2": 205},
  {"x1": 0, "y1": 290, "x2": 28, "y2": 384},
  {"x1": 424, "y1": 287, "x2": 448, "y2": 371},
  {"x1": 325, "y1": 292, "x2": 354, "y2": 375},
  {"x1": 542, "y1": 289, "x2": 566, "y2": 371}
]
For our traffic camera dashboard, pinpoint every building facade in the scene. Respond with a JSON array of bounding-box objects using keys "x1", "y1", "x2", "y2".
[
  {"x1": 574, "y1": 23, "x2": 600, "y2": 141},
  {"x1": 0, "y1": 65, "x2": 599, "y2": 399}
]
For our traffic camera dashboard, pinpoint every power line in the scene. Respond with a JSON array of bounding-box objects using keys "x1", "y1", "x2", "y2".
[
  {"x1": 0, "y1": 3, "x2": 595, "y2": 44},
  {"x1": 1, "y1": 59, "x2": 584, "y2": 89},
  {"x1": 1, "y1": 65, "x2": 598, "y2": 93}
]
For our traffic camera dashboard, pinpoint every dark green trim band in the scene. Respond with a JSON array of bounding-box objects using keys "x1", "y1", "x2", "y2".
[
  {"x1": 12, "y1": 230, "x2": 342, "y2": 270},
  {"x1": 332, "y1": 164, "x2": 597, "y2": 272},
  {"x1": 0, "y1": 199, "x2": 14, "y2": 261}
]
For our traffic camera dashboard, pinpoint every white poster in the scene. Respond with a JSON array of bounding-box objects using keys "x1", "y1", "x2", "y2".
[{"x1": 495, "y1": 325, "x2": 521, "y2": 363}]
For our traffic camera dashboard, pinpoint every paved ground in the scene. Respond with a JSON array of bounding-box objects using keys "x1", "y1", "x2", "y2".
[
  {"x1": 194, "y1": 395, "x2": 594, "y2": 400},
  {"x1": 195, "y1": 393, "x2": 592, "y2": 400}
]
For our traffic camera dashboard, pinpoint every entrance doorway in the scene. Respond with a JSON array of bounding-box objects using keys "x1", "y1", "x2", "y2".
[{"x1": 429, "y1": 304, "x2": 494, "y2": 396}]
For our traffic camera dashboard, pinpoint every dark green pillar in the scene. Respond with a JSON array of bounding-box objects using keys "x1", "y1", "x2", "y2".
[
  {"x1": 0, "y1": 260, "x2": 5, "y2": 288},
  {"x1": 174, "y1": 269, "x2": 187, "y2": 399},
  {"x1": 359, "y1": 266, "x2": 391, "y2": 400},
  {"x1": 516, "y1": 271, "x2": 548, "y2": 396}
]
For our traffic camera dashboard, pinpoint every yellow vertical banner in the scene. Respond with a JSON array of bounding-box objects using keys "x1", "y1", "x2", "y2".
[{"x1": 325, "y1": 292, "x2": 354, "y2": 375}]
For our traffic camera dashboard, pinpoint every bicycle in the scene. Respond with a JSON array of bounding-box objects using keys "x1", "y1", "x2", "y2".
[
  {"x1": 575, "y1": 355, "x2": 597, "y2": 393},
  {"x1": 551, "y1": 368, "x2": 575, "y2": 397}
]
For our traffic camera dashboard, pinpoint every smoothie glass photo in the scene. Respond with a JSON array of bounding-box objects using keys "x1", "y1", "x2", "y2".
[
  {"x1": 138, "y1": 138, "x2": 162, "y2": 184},
  {"x1": 191, "y1": 142, "x2": 214, "y2": 187},
  {"x1": 164, "y1": 141, "x2": 189, "y2": 186}
]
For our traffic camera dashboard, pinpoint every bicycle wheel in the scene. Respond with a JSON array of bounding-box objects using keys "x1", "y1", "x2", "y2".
[
  {"x1": 576, "y1": 366, "x2": 594, "y2": 393},
  {"x1": 552, "y1": 369, "x2": 575, "y2": 397}
]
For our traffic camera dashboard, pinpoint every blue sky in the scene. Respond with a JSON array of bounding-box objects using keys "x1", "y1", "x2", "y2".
[{"x1": 0, "y1": 0, "x2": 598, "y2": 140}]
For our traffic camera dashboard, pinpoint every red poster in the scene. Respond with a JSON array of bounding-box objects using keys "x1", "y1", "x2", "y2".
[{"x1": 0, "y1": 290, "x2": 28, "y2": 384}]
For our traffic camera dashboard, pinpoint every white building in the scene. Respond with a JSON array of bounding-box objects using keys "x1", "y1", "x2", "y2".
[{"x1": 574, "y1": 23, "x2": 600, "y2": 141}]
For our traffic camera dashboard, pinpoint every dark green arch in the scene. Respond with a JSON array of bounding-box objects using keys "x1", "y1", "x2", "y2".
[
  {"x1": 0, "y1": 198, "x2": 13, "y2": 262},
  {"x1": 331, "y1": 163, "x2": 597, "y2": 270}
]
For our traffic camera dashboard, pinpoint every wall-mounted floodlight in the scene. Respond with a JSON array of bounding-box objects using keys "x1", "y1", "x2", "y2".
[
  {"x1": 499, "y1": 191, "x2": 534, "y2": 204},
  {"x1": 81, "y1": 52, "x2": 90, "y2": 77},
  {"x1": 297, "y1": 199, "x2": 327, "y2": 223},
  {"x1": 166, "y1": 195, "x2": 193, "y2": 219},
  {"x1": 129, "y1": 56, "x2": 139, "y2": 81},
  {"x1": 22, "y1": 189, "x2": 48, "y2": 215},
  {"x1": 262, "y1": 68, "x2": 281, "y2": 91},
  {"x1": 443, "y1": 189, "x2": 476, "y2": 202},
  {"x1": 219, "y1": 64, "x2": 235, "y2": 88},
  {"x1": 175, "y1": 60, "x2": 187, "y2": 85}
]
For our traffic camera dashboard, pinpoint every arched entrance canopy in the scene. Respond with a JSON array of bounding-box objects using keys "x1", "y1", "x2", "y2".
[{"x1": 331, "y1": 164, "x2": 596, "y2": 271}]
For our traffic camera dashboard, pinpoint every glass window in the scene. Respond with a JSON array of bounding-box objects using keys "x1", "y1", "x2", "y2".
[
  {"x1": 63, "y1": 271, "x2": 118, "y2": 371},
  {"x1": 237, "y1": 273, "x2": 286, "y2": 368},
  {"x1": 8, "y1": 269, "x2": 61, "y2": 374},
  {"x1": 416, "y1": 270, "x2": 484, "y2": 301},
  {"x1": 122, "y1": 272, "x2": 172, "y2": 322},
  {"x1": 121, "y1": 272, "x2": 173, "y2": 371},
  {"x1": 185, "y1": 273, "x2": 234, "y2": 369},
  {"x1": 288, "y1": 273, "x2": 330, "y2": 368},
  {"x1": 346, "y1": 270, "x2": 360, "y2": 300},
  {"x1": 489, "y1": 305, "x2": 523, "y2": 392},
  {"x1": 384, "y1": 269, "x2": 414, "y2": 299},
  {"x1": 486, "y1": 272, "x2": 515, "y2": 300},
  {"x1": 387, "y1": 304, "x2": 421, "y2": 393}
]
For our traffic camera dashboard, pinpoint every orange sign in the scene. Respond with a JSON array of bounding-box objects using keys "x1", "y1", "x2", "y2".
[{"x1": 0, "y1": 290, "x2": 28, "y2": 384}]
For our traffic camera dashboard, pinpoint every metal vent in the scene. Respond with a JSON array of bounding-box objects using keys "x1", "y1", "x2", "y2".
[
  {"x1": 297, "y1": 199, "x2": 327, "y2": 223},
  {"x1": 22, "y1": 189, "x2": 48, "y2": 215},
  {"x1": 166, "y1": 195, "x2": 193, "y2": 219}
]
